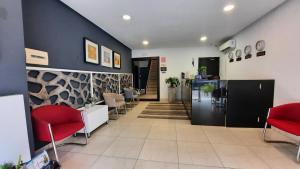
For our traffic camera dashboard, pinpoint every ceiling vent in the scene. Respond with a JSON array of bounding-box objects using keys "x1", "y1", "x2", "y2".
[{"x1": 219, "y1": 40, "x2": 236, "y2": 52}]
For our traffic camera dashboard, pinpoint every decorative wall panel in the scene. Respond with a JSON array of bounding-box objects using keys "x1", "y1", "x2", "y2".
[
  {"x1": 27, "y1": 70, "x2": 91, "y2": 109},
  {"x1": 92, "y1": 73, "x2": 119, "y2": 101},
  {"x1": 120, "y1": 74, "x2": 133, "y2": 93}
]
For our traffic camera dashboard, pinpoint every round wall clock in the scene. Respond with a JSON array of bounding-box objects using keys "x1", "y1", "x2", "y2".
[
  {"x1": 235, "y1": 49, "x2": 242, "y2": 61},
  {"x1": 244, "y1": 45, "x2": 252, "y2": 59},
  {"x1": 244, "y1": 45, "x2": 252, "y2": 55},
  {"x1": 256, "y1": 40, "x2": 265, "y2": 51}
]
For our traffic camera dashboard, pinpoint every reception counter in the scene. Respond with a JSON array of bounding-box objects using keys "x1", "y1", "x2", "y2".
[{"x1": 181, "y1": 79, "x2": 274, "y2": 127}]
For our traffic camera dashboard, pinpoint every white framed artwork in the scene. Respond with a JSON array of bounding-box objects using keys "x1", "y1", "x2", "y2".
[{"x1": 101, "y1": 46, "x2": 113, "y2": 68}]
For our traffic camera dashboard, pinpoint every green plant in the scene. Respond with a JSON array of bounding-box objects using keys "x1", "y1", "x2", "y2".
[
  {"x1": 15, "y1": 156, "x2": 23, "y2": 169},
  {"x1": 0, "y1": 156, "x2": 23, "y2": 169},
  {"x1": 85, "y1": 96, "x2": 97, "y2": 105},
  {"x1": 0, "y1": 163, "x2": 14, "y2": 169},
  {"x1": 198, "y1": 66, "x2": 207, "y2": 75},
  {"x1": 200, "y1": 84, "x2": 215, "y2": 93},
  {"x1": 185, "y1": 79, "x2": 192, "y2": 86},
  {"x1": 165, "y1": 77, "x2": 180, "y2": 88}
]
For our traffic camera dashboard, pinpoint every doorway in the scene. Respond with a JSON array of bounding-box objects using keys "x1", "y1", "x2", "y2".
[{"x1": 132, "y1": 57, "x2": 160, "y2": 101}]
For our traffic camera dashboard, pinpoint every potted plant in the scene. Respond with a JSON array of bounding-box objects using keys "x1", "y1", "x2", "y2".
[
  {"x1": 165, "y1": 77, "x2": 180, "y2": 103},
  {"x1": 0, "y1": 163, "x2": 15, "y2": 169},
  {"x1": 198, "y1": 66, "x2": 207, "y2": 78},
  {"x1": 0, "y1": 156, "x2": 23, "y2": 169},
  {"x1": 85, "y1": 96, "x2": 97, "y2": 108},
  {"x1": 200, "y1": 83, "x2": 215, "y2": 95}
]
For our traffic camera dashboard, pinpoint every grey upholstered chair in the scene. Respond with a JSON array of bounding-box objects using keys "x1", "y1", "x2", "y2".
[
  {"x1": 103, "y1": 93, "x2": 127, "y2": 118},
  {"x1": 124, "y1": 88, "x2": 139, "y2": 107}
]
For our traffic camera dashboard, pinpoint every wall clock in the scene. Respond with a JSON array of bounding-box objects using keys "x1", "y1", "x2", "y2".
[
  {"x1": 244, "y1": 45, "x2": 252, "y2": 59},
  {"x1": 228, "y1": 52, "x2": 234, "y2": 63},
  {"x1": 256, "y1": 40, "x2": 265, "y2": 51},
  {"x1": 256, "y1": 40, "x2": 266, "y2": 57},
  {"x1": 235, "y1": 49, "x2": 242, "y2": 61}
]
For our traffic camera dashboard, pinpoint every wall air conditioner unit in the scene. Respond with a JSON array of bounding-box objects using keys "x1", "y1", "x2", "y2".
[{"x1": 219, "y1": 40, "x2": 236, "y2": 52}]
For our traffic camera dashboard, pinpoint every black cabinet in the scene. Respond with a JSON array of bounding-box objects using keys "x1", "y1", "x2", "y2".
[
  {"x1": 189, "y1": 80, "x2": 274, "y2": 128},
  {"x1": 191, "y1": 80, "x2": 226, "y2": 126},
  {"x1": 226, "y1": 80, "x2": 274, "y2": 128}
]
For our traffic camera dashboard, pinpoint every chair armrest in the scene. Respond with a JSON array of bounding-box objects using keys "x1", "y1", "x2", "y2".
[
  {"x1": 269, "y1": 103, "x2": 300, "y2": 121},
  {"x1": 32, "y1": 117, "x2": 51, "y2": 141}
]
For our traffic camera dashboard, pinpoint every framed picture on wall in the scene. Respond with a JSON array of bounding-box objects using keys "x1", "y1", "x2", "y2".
[
  {"x1": 84, "y1": 38, "x2": 99, "y2": 64},
  {"x1": 101, "y1": 46, "x2": 113, "y2": 68},
  {"x1": 113, "y1": 52, "x2": 121, "y2": 69}
]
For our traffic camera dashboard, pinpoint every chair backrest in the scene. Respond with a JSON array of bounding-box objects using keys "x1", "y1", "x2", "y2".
[
  {"x1": 124, "y1": 88, "x2": 133, "y2": 99},
  {"x1": 103, "y1": 93, "x2": 117, "y2": 107},
  {"x1": 32, "y1": 105, "x2": 82, "y2": 125},
  {"x1": 269, "y1": 103, "x2": 300, "y2": 122}
]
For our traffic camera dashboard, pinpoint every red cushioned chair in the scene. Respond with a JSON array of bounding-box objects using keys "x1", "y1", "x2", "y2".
[
  {"x1": 263, "y1": 103, "x2": 300, "y2": 161},
  {"x1": 32, "y1": 105, "x2": 88, "y2": 162}
]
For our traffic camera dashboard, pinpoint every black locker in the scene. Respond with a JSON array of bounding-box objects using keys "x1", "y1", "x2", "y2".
[
  {"x1": 226, "y1": 80, "x2": 274, "y2": 128},
  {"x1": 258, "y1": 80, "x2": 275, "y2": 127}
]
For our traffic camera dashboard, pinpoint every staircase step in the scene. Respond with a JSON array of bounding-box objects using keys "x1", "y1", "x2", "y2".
[{"x1": 147, "y1": 92, "x2": 157, "y2": 94}]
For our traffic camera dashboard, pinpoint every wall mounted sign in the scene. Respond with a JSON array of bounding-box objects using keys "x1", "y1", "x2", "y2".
[
  {"x1": 235, "y1": 49, "x2": 242, "y2": 61},
  {"x1": 101, "y1": 46, "x2": 113, "y2": 68},
  {"x1": 113, "y1": 52, "x2": 121, "y2": 69},
  {"x1": 161, "y1": 67, "x2": 167, "y2": 72},
  {"x1": 160, "y1": 57, "x2": 167, "y2": 73},
  {"x1": 84, "y1": 38, "x2": 99, "y2": 64},
  {"x1": 228, "y1": 52, "x2": 234, "y2": 63},
  {"x1": 256, "y1": 40, "x2": 266, "y2": 57},
  {"x1": 244, "y1": 45, "x2": 252, "y2": 59},
  {"x1": 25, "y1": 48, "x2": 49, "y2": 65}
]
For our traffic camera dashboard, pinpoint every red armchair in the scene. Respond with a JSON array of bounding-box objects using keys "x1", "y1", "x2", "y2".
[
  {"x1": 263, "y1": 103, "x2": 300, "y2": 161},
  {"x1": 32, "y1": 105, "x2": 88, "y2": 162}
]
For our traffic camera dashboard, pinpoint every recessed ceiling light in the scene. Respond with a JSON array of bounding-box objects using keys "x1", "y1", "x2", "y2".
[
  {"x1": 122, "y1": 14, "x2": 131, "y2": 21},
  {"x1": 142, "y1": 40, "x2": 149, "y2": 45},
  {"x1": 223, "y1": 4, "x2": 235, "y2": 12},
  {"x1": 200, "y1": 36, "x2": 207, "y2": 42}
]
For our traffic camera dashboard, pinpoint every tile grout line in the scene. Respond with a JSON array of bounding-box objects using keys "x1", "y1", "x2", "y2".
[
  {"x1": 133, "y1": 102, "x2": 152, "y2": 168},
  {"x1": 88, "y1": 105, "x2": 138, "y2": 169},
  {"x1": 87, "y1": 155, "x2": 101, "y2": 169},
  {"x1": 201, "y1": 126, "x2": 226, "y2": 169},
  {"x1": 175, "y1": 121, "x2": 180, "y2": 169}
]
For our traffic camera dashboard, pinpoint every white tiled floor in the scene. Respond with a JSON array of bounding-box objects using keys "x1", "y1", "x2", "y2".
[{"x1": 49, "y1": 102, "x2": 300, "y2": 169}]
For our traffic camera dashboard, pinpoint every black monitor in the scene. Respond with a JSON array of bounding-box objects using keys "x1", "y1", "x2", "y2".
[{"x1": 198, "y1": 57, "x2": 219, "y2": 79}]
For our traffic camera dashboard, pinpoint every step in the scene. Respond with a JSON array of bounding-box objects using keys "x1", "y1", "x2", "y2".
[
  {"x1": 147, "y1": 85, "x2": 157, "y2": 87},
  {"x1": 146, "y1": 92, "x2": 157, "y2": 95}
]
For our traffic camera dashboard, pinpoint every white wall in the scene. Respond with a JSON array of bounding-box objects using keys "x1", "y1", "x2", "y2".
[
  {"x1": 0, "y1": 95, "x2": 31, "y2": 163},
  {"x1": 132, "y1": 46, "x2": 221, "y2": 99},
  {"x1": 221, "y1": 0, "x2": 300, "y2": 106}
]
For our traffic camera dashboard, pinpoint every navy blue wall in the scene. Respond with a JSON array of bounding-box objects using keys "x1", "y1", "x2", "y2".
[
  {"x1": 22, "y1": 0, "x2": 132, "y2": 73},
  {"x1": 0, "y1": 0, "x2": 34, "y2": 155}
]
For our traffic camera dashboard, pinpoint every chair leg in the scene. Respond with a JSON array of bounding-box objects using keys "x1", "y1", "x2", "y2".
[
  {"x1": 80, "y1": 112, "x2": 88, "y2": 144},
  {"x1": 297, "y1": 145, "x2": 300, "y2": 162},
  {"x1": 124, "y1": 104, "x2": 127, "y2": 113},
  {"x1": 263, "y1": 121, "x2": 268, "y2": 141},
  {"x1": 48, "y1": 124, "x2": 59, "y2": 162},
  {"x1": 263, "y1": 108, "x2": 271, "y2": 142},
  {"x1": 115, "y1": 108, "x2": 119, "y2": 118}
]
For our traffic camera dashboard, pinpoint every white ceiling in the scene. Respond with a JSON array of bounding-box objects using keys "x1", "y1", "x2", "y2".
[{"x1": 61, "y1": 0, "x2": 285, "y2": 49}]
